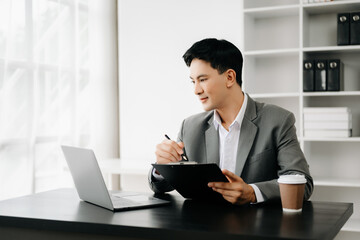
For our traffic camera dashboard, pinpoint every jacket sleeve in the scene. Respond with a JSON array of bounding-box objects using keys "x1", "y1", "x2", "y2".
[
  {"x1": 147, "y1": 167, "x2": 174, "y2": 193},
  {"x1": 147, "y1": 120, "x2": 186, "y2": 193},
  {"x1": 255, "y1": 112, "x2": 314, "y2": 201}
]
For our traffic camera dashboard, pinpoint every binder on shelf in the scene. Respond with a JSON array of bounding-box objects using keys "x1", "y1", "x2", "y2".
[
  {"x1": 350, "y1": 12, "x2": 360, "y2": 45},
  {"x1": 327, "y1": 59, "x2": 343, "y2": 91},
  {"x1": 315, "y1": 60, "x2": 327, "y2": 91},
  {"x1": 337, "y1": 13, "x2": 350, "y2": 45},
  {"x1": 303, "y1": 60, "x2": 315, "y2": 92}
]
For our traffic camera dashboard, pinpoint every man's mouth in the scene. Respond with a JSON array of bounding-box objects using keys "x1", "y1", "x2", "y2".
[{"x1": 199, "y1": 97, "x2": 208, "y2": 103}]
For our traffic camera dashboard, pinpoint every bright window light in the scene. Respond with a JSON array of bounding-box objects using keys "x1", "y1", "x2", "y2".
[{"x1": 0, "y1": 0, "x2": 91, "y2": 199}]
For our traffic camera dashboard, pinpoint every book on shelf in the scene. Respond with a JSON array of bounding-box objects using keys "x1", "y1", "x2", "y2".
[
  {"x1": 303, "y1": 107, "x2": 350, "y2": 113},
  {"x1": 304, "y1": 129, "x2": 352, "y2": 138},
  {"x1": 303, "y1": 0, "x2": 333, "y2": 3},
  {"x1": 304, "y1": 121, "x2": 352, "y2": 130},
  {"x1": 303, "y1": 107, "x2": 352, "y2": 138},
  {"x1": 304, "y1": 112, "x2": 352, "y2": 122}
]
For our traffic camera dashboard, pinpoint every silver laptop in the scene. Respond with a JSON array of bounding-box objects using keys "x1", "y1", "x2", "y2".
[{"x1": 61, "y1": 145, "x2": 170, "y2": 211}]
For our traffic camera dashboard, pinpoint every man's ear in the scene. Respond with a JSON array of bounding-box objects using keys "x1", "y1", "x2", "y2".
[{"x1": 226, "y1": 69, "x2": 237, "y2": 88}]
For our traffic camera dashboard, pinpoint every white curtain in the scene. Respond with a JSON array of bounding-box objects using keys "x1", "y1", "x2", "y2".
[{"x1": 0, "y1": 0, "x2": 119, "y2": 200}]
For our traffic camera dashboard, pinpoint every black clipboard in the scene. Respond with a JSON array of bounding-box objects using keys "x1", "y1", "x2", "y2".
[{"x1": 152, "y1": 163, "x2": 229, "y2": 201}]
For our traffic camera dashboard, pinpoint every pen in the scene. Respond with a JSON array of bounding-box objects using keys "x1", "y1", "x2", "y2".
[{"x1": 164, "y1": 134, "x2": 188, "y2": 161}]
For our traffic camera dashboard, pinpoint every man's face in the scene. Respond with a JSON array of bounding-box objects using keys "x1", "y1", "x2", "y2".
[{"x1": 189, "y1": 59, "x2": 229, "y2": 112}]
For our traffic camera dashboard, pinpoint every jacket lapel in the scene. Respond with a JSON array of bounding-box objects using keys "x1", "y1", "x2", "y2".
[
  {"x1": 235, "y1": 95, "x2": 258, "y2": 176},
  {"x1": 205, "y1": 114, "x2": 220, "y2": 165}
]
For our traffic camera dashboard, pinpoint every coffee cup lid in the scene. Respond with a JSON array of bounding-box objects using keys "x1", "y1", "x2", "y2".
[{"x1": 278, "y1": 174, "x2": 306, "y2": 184}]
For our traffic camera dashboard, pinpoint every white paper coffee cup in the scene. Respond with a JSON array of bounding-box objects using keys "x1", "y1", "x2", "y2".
[{"x1": 278, "y1": 175, "x2": 307, "y2": 213}]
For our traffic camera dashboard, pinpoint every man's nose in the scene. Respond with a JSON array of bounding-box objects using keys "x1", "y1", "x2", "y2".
[{"x1": 194, "y1": 82, "x2": 203, "y2": 95}]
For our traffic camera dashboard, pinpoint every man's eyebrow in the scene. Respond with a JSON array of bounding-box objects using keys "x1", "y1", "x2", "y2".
[{"x1": 189, "y1": 74, "x2": 208, "y2": 80}]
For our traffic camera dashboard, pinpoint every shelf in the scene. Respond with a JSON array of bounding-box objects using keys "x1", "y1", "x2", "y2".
[
  {"x1": 244, "y1": 0, "x2": 299, "y2": 10},
  {"x1": 249, "y1": 92, "x2": 300, "y2": 98},
  {"x1": 303, "y1": 0, "x2": 360, "y2": 14},
  {"x1": 314, "y1": 177, "x2": 360, "y2": 188},
  {"x1": 244, "y1": 5, "x2": 299, "y2": 18},
  {"x1": 303, "y1": 91, "x2": 360, "y2": 97},
  {"x1": 303, "y1": 45, "x2": 360, "y2": 54},
  {"x1": 243, "y1": 3, "x2": 360, "y2": 235},
  {"x1": 342, "y1": 218, "x2": 360, "y2": 232},
  {"x1": 244, "y1": 48, "x2": 299, "y2": 57},
  {"x1": 303, "y1": 137, "x2": 360, "y2": 142}
]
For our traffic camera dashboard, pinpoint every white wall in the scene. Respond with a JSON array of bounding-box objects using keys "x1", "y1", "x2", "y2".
[
  {"x1": 118, "y1": 0, "x2": 243, "y2": 172},
  {"x1": 90, "y1": 0, "x2": 119, "y2": 159}
]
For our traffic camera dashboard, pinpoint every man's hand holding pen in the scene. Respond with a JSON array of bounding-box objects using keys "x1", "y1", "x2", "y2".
[{"x1": 155, "y1": 135, "x2": 188, "y2": 164}]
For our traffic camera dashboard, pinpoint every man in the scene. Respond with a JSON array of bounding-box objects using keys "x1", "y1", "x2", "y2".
[{"x1": 148, "y1": 38, "x2": 313, "y2": 205}]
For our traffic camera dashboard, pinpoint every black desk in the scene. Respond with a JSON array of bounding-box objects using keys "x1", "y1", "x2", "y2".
[{"x1": 0, "y1": 188, "x2": 353, "y2": 240}]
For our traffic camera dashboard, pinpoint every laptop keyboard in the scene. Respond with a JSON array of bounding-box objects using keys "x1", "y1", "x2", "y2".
[{"x1": 110, "y1": 196, "x2": 139, "y2": 208}]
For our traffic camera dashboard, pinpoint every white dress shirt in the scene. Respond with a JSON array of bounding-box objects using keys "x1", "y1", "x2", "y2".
[
  {"x1": 154, "y1": 93, "x2": 264, "y2": 203},
  {"x1": 213, "y1": 94, "x2": 264, "y2": 203}
]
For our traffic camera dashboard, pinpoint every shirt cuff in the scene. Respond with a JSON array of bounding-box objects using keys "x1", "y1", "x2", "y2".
[
  {"x1": 152, "y1": 168, "x2": 164, "y2": 181},
  {"x1": 249, "y1": 184, "x2": 265, "y2": 204}
]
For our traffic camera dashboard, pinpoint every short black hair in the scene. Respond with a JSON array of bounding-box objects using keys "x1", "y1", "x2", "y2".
[{"x1": 182, "y1": 38, "x2": 243, "y2": 87}]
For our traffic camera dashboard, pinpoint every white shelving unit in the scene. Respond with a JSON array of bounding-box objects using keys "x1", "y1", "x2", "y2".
[{"x1": 242, "y1": 1, "x2": 360, "y2": 239}]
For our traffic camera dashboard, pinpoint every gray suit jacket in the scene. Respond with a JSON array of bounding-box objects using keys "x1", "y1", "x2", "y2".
[{"x1": 149, "y1": 94, "x2": 313, "y2": 201}]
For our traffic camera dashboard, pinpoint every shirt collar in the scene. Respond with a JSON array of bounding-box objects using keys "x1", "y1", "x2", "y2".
[{"x1": 213, "y1": 93, "x2": 248, "y2": 130}]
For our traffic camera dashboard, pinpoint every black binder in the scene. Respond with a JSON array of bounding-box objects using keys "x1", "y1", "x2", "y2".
[
  {"x1": 315, "y1": 60, "x2": 327, "y2": 91},
  {"x1": 327, "y1": 59, "x2": 342, "y2": 91},
  {"x1": 152, "y1": 163, "x2": 228, "y2": 201},
  {"x1": 350, "y1": 12, "x2": 360, "y2": 45},
  {"x1": 338, "y1": 13, "x2": 350, "y2": 45},
  {"x1": 303, "y1": 60, "x2": 315, "y2": 92}
]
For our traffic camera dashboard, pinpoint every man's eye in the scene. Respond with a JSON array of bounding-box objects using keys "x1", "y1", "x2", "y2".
[
  {"x1": 191, "y1": 80, "x2": 195, "y2": 84},
  {"x1": 200, "y1": 78, "x2": 207, "y2": 82}
]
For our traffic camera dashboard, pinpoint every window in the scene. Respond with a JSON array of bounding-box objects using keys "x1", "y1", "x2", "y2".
[{"x1": 0, "y1": 0, "x2": 91, "y2": 199}]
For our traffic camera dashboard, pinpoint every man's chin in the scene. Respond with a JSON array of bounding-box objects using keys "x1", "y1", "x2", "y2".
[{"x1": 201, "y1": 104, "x2": 214, "y2": 112}]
